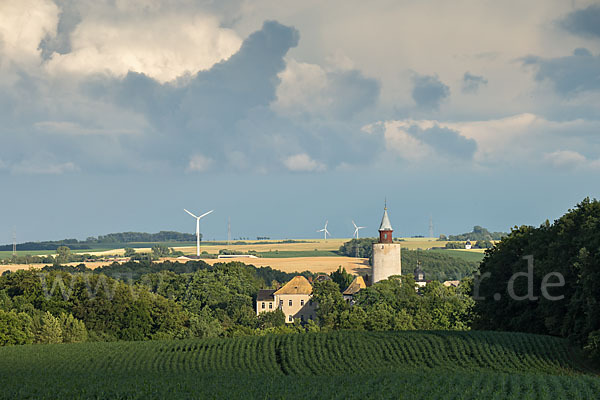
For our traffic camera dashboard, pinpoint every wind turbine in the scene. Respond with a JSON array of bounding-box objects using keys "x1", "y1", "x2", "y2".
[
  {"x1": 317, "y1": 220, "x2": 331, "y2": 241},
  {"x1": 352, "y1": 220, "x2": 365, "y2": 239},
  {"x1": 184, "y1": 209, "x2": 214, "y2": 257}
]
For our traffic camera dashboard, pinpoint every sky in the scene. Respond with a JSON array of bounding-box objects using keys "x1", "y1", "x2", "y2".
[{"x1": 1, "y1": 0, "x2": 600, "y2": 243}]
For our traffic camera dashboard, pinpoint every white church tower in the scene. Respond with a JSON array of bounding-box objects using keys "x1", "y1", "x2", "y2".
[{"x1": 371, "y1": 204, "x2": 402, "y2": 284}]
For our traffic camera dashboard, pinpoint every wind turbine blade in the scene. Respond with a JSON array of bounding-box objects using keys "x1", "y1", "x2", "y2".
[
  {"x1": 352, "y1": 220, "x2": 357, "y2": 229},
  {"x1": 317, "y1": 229, "x2": 325, "y2": 232},
  {"x1": 184, "y1": 209, "x2": 198, "y2": 218},
  {"x1": 198, "y1": 209, "x2": 214, "y2": 219},
  {"x1": 325, "y1": 220, "x2": 328, "y2": 228}
]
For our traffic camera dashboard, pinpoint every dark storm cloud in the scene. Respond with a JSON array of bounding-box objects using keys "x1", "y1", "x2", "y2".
[
  {"x1": 411, "y1": 74, "x2": 450, "y2": 110},
  {"x1": 325, "y1": 69, "x2": 380, "y2": 118},
  {"x1": 461, "y1": 72, "x2": 488, "y2": 93},
  {"x1": 560, "y1": 4, "x2": 600, "y2": 39},
  {"x1": 522, "y1": 48, "x2": 600, "y2": 96},
  {"x1": 82, "y1": 21, "x2": 381, "y2": 172},
  {"x1": 407, "y1": 124, "x2": 477, "y2": 159},
  {"x1": 38, "y1": 0, "x2": 82, "y2": 59}
]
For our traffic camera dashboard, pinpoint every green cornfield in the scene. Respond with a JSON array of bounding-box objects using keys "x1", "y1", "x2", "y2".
[{"x1": 0, "y1": 330, "x2": 598, "y2": 399}]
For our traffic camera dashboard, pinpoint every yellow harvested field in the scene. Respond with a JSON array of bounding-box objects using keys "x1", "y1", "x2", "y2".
[
  {"x1": 173, "y1": 238, "x2": 349, "y2": 254},
  {"x1": 173, "y1": 237, "x2": 469, "y2": 254},
  {"x1": 203, "y1": 257, "x2": 371, "y2": 275},
  {"x1": 0, "y1": 257, "x2": 370, "y2": 276}
]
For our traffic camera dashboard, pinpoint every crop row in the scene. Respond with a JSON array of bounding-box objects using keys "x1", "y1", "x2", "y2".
[
  {"x1": 0, "y1": 330, "x2": 587, "y2": 377},
  {"x1": 2, "y1": 368, "x2": 600, "y2": 400}
]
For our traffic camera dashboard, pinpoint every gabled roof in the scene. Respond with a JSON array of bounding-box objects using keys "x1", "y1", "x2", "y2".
[
  {"x1": 274, "y1": 276, "x2": 313, "y2": 295},
  {"x1": 343, "y1": 276, "x2": 367, "y2": 296},
  {"x1": 257, "y1": 289, "x2": 276, "y2": 301},
  {"x1": 379, "y1": 208, "x2": 393, "y2": 231}
]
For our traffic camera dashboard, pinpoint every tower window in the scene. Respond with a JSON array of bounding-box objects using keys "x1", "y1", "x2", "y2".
[{"x1": 288, "y1": 315, "x2": 293, "y2": 322}]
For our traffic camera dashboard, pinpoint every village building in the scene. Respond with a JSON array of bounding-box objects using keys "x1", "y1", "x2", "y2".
[
  {"x1": 342, "y1": 275, "x2": 367, "y2": 303},
  {"x1": 465, "y1": 240, "x2": 472, "y2": 250},
  {"x1": 255, "y1": 275, "x2": 317, "y2": 323},
  {"x1": 414, "y1": 262, "x2": 427, "y2": 288}
]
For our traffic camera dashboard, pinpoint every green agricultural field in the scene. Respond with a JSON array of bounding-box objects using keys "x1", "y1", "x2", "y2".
[
  {"x1": 0, "y1": 330, "x2": 598, "y2": 399},
  {"x1": 429, "y1": 248, "x2": 486, "y2": 263}
]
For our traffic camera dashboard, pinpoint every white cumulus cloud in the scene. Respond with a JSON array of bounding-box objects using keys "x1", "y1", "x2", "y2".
[
  {"x1": 11, "y1": 157, "x2": 78, "y2": 175},
  {"x1": 187, "y1": 154, "x2": 214, "y2": 172},
  {"x1": 0, "y1": 0, "x2": 58, "y2": 66},
  {"x1": 544, "y1": 150, "x2": 600, "y2": 170},
  {"x1": 283, "y1": 153, "x2": 325, "y2": 172},
  {"x1": 45, "y1": 7, "x2": 242, "y2": 82}
]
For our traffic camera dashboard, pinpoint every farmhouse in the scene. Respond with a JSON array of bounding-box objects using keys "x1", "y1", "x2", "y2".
[
  {"x1": 256, "y1": 275, "x2": 317, "y2": 323},
  {"x1": 343, "y1": 275, "x2": 366, "y2": 303}
]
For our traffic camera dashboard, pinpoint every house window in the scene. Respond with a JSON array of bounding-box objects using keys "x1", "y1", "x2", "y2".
[
  {"x1": 261, "y1": 302, "x2": 265, "y2": 309},
  {"x1": 288, "y1": 299, "x2": 293, "y2": 306},
  {"x1": 269, "y1": 302, "x2": 273, "y2": 309},
  {"x1": 300, "y1": 299, "x2": 305, "y2": 306},
  {"x1": 279, "y1": 300, "x2": 283, "y2": 307},
  {"x1": 288, "y1": 315, "x2": 293, "y2": 322}
]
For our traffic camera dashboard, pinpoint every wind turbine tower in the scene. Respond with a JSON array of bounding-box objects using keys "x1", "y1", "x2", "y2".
[
  {"x1": 352, "y1": 220, "x2": 365, "y2": 258},
  {"x1": 352, "y1": 220, "x2": 365, "y2": 239},
  {"x1": 317, "y1": 220, "x2": 331, "y2": 241},
  {"x1": 184, "y1": 209, "x2": 214, "y2": 257}
]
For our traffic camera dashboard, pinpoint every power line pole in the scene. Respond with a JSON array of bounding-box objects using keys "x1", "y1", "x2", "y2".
[
  {"x1": 429, "y1": 214, "x2": 434, "y2": 238},
  {"x1": 12, "y1": 229, "x2": 16, "y2": 256},
  {"x1": 227, "y1": 217, "x2": 231, "y2": 245}
]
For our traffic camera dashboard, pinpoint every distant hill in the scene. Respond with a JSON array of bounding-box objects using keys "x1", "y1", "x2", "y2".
[
  {"x1": 445, "y1": 226, "x2": 506, "y2": 241},
  {"x1": 0, "y1": 231, "x2": 197, "y2": 251}
]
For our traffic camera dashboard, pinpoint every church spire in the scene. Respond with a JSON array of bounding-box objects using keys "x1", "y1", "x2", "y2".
[{"x1": 378, "y1": 203, "x2": 393, "y2": 243}]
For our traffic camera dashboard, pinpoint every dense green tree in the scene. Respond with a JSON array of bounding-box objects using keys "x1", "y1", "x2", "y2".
[
  {"x1": 60, "y1": 313, "x2": 88, "y2": 343},
  {"x1": 473, "y1": 198, "x2": 600, "y2": 359},
  {"x1": 0, "y1": 310, "x2": 33, "y2": 345},
  {"x1": 36, "y1": 311, "x2": 63, "y2": 344},
  {"x1": 56, "y1": 246, "x2": 72, "y2": 264},
  {"x1": 124, "y1": 248, "x2": 136, "y2": 258},
  {"x1": 312, "y1": 280, "x2": 347, "y2": 329},
  {"x1": 152, "y1": 244, "x2": 171, "y2": 258},
  {"x1": 257, "y1": 309, "x2": 285, "y2": 329},
  {"x1": 330, "y1": 266, "x2": 354, "y2": 291}
]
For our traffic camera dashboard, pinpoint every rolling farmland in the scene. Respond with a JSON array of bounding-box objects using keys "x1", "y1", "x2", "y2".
[
  {"x1": 0, "y1": 330, "x2": 598, "y2": 399},
  {"x1": 2, "y1": 237, "x2": 483, "y2": 277}
]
